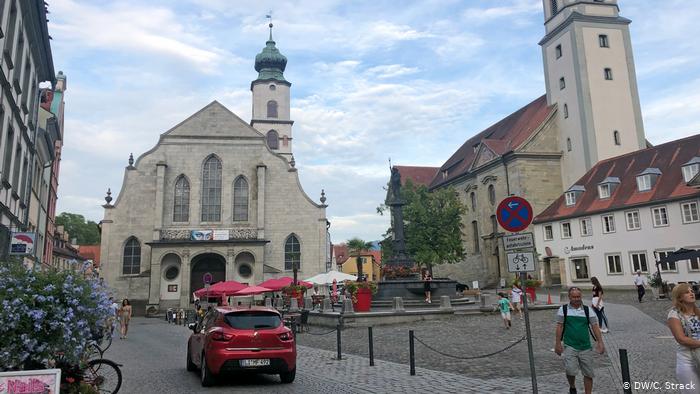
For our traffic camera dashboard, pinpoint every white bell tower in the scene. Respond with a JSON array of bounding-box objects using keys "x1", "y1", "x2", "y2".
[{"x1": 540, "y1": 0, "x2": 646, "y2": 188}]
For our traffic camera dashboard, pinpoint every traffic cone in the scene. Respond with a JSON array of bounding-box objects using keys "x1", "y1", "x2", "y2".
[{"x1": 547, "y1": 290, "x2": 553, "y2": 305}]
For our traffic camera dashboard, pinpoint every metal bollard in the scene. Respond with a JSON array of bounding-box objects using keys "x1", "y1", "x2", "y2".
[
  {"x1": 620, "y1": 349, "x2": 632, "y2": 394},
  {"x1": 368, "y1": 326, "x2": 374, "y2": 366},
  {"x1": 409, "y1": 330, "x2": 415, "y2": 376},
  {"x1": 336, "y1": 324, "x2": 342, "y2": 360}
]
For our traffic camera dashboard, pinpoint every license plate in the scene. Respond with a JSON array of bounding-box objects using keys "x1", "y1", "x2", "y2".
[{"x1": 240, "y1": 359, "x2": 270, "y2": 367}]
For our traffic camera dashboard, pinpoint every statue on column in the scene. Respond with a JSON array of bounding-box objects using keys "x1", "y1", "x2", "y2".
[{"x1": 385, "y1": 166, "x2": 412, "y2": 268}]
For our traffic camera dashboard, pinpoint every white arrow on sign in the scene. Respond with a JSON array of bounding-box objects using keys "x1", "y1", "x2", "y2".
[{"x1": 508, "y1": 201, "x2": 519, "y2": 209}]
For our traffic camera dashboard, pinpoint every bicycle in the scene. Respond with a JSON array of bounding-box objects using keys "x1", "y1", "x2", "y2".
[{"x1": 54, "y1": 351, "x2": 123, "y2": 394}]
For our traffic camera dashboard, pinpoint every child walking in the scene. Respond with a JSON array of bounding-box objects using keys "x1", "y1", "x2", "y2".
[{"x1": 498, "y1": 292, "x2": 514, "y2": 329}]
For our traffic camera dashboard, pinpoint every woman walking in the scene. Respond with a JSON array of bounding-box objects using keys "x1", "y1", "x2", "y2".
[
  {"x1": 423, "y1": 272, "x2": 432, "y2": 304},
  {"x1": 590, "y1": 277, "x2": 609, "y2": 333},
  {"x1": 511, "y1": 282, "x2": 524, "y2": 319},
  {"x1": 119, "y1": 299, "x2": 132, "y2": 339},
  {"x1": 667, "y1": 283, "x2": 700, "y2": 387}
]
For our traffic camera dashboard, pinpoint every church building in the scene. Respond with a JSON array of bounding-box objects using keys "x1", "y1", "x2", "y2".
[
  {"x1": 425, "y1": 0, "x2": 648, "y2": 287},
  {"x1": 99, "y1": 26, "x2": 329, "y2": 313}
]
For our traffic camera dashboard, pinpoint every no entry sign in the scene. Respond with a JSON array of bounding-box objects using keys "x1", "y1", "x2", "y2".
[{"x1": 496, "y1": 196, "x2": 533, "y2": 233}]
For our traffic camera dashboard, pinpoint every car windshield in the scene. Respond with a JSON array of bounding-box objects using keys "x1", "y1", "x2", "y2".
[{"x1": 224, "y1": 311, "x2": 281, "y2": 330}]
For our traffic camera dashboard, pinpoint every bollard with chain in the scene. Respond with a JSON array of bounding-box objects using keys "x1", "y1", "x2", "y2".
[
  {"x1": 620, "y1": 349, "x2": 632, "y2": 394},
  {"x1": 336, "y1": 324, "x2": 342, "y2": 360},
  {"x1": 368, "y1": 326, "x2": 374, "y2": 366},
  {"x1": 409, "y1": 330, "x2": 415, "y2": 376}
]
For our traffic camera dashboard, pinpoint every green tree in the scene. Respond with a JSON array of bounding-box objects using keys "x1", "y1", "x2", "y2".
[
  {"x1": 55, "y1": 212, "x2": 101, "y2": 245},
  {"x1": 379, "y1": 180, "x2": 466, "y2": 273},
  {"x1": 346, "y1": 238, "x2": 373, "y2": 281}
]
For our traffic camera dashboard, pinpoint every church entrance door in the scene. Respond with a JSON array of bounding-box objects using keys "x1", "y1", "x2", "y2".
[{"x1": 190, "y1": 253, "x2": 226, "y2": 302}]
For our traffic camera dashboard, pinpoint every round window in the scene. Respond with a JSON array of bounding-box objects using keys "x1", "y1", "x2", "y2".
[
  {"x1": 164, "y1": 266, "x2": 179, "y2": 280},
  {"x1": 269, "y1": 84, "x2": 276, "y2": 91},
  {"x1": 238, "y1": 264, "x2": 252, "y2": 278}
]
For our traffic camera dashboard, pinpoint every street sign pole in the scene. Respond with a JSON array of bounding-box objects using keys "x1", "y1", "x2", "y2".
[{"x1": 521, "y1": 271, "x2": 538, "y2": 393}]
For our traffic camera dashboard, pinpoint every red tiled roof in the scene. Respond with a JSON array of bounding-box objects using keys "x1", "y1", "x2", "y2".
[
  {"x1": 534, "y1": 134, "x2": 700, "y2": 223},
  {"x1": 395, "y1": 166, "x2": 439, "y2": 187},
  {"x1": 333, "y1": 244, "x2": 348, "y2": 265},
  {"x1": 430, "y1": 95, "x2": 554, "y2": 188},
  {"x1": 77, "y1": 245, "x2": 101, "y2": 267}
]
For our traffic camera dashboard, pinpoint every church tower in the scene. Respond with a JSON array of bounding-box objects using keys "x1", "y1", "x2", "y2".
[
  {"x1": 540, "y1": 0, "x2": 646, "y2": 188},
  {"x1": 251, "y1": 23, "x2": 293, "y2": 159}
]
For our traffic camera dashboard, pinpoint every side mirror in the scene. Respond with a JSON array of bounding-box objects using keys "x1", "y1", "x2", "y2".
[{"x1": 188, "y1": 323, "x2": 197, "y2": 332}]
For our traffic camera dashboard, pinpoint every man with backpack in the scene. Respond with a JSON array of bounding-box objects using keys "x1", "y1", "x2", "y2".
[{"x1": 554, "y1": 287, "x2": 605, "y2": 394}]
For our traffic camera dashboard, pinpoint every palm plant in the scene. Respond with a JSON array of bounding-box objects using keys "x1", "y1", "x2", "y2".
[{"x1": 347, "y1": 238, "x2": 374, "y2": 281}]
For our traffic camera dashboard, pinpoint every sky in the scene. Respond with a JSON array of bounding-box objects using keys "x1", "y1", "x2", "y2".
[{"x1": 49, "y1": 0, "x2": 700, "y2": 245}]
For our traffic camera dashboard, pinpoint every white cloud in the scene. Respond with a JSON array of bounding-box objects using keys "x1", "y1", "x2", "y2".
[{"x1": 365, "y1": 64, "x2": 419, "y2": 79}]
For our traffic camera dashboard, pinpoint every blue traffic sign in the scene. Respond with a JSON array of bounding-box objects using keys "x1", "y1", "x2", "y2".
[{"x1": 496, "y1": 196, "x2": 534, "y2": 233}]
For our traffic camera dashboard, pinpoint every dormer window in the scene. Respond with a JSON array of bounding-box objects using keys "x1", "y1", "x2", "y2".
[
  {"x1": 682, "y1": 157, "x2": 700, "y2": 182},
  {"x1": 636, "y1": 168, "x2": 661, "y2": 192},
  {"x1": 597, "y1": 177, "x2": 620, "y2": 199},
  {"x1": 565, "y1": 185, "x2": 585, "y2": 206}
]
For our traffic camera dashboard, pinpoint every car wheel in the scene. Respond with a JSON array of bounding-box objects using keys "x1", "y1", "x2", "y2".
[
  {"x1": 186, "y1": 343, "x2": 196, "y2": 372},
  {"x1": 279, "y1": 368, "x2": 296, "y2": 384},
  {"x1": 200, "y1": 352, "x2": 215, "y2": 387}
]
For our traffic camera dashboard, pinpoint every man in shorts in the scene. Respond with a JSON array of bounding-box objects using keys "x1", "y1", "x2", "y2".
[{"x1": 554, "y1": 287, "x2": 605, "y2": 394}]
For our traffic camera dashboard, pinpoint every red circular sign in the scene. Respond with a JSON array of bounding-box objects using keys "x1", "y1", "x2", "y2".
[
  {"x1": 496, "y1": 196, "x2": 533, "y2": 233},
  {"x1": 203, "y1": 272, "x2": 213, "y2": 285}
]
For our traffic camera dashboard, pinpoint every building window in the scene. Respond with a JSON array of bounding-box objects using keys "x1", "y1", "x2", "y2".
[
  {"x1": 656, "y1": 250, "x2": 677, "y2": 272},
  {"x1": 559, "y1": 77, "x2": 565, "y2": 90},
  {"x1": 544, "y1": 225, "x2": 553, "y2": 241},
  {"x1": 565, "y1": 191, "x2": 576, "y2": 206},
  {"x1": 636, "y1": 175, "x2": 651, "y2": 192},
  {"x1": 284, "y1": 235, "x2": 301, "y2": 271},
  {"x1": 472, "y1": 221, "x2": 480, "y2": 253},
  {"x1": 555, "y1": 44, "x2": 562, "y2": 59},
  {"x1": 681, "y1": 201, "x2": 700, "y2": 223},
  {"x1": 652, "y1": 206, "x2": 669, "y2": 227},
  {"x1": 201, "y1": 155, "x2": 222, "y2": 222},
  {"x1": 173, "y1": 175, "x2": 190, "y2": 222},
  {"x1": 561, "y1": 222, "x2": 572, "y2": 238},
  {"x1": 682, "y1": 163, "x2": 699, "y2": 182},
  {"x1": 267, "y1": 100, "x2": 278, "y2": 118},
  {"x1": 491, "y1": 215, "x2": 498, "y2": 235},
  {"x1": 566, "y1": 138, "x2": 572, "y2": 152},
  {"x1": 233, "y1": 176, "x2": 249, "y2": 221},
  {"x1": 630, "y1": 251, "x2": 648, "y2": 273},
  {"x1": 488, "y1": 184, "x2": 496, "y2": 205},
  {"x1": 267, "y1": 130, "x2": 279, "y2": 150},
  {"x1": 606, "y1": 254, "x2": 623, "y2": 274},
  {"x1": 613, "y1": 130, "x2": 621, "y2": 145},
  {"x1": 122, "y1": 237, "x2": 141, "y2": 275},
  {"x1": 598, "y1": 184, "x2": 611, "y2": 199},
  {"x1": 551, "y1": 0, "x2": 558, "y2": 14},
  {"x1": 599, "y1": 34, "x2": 609, "y2": 48},
  {"x1": 470, "y1": 192, "x2": 477, "y2": 211},
  {"x1": 571, "y1": 257, "x2": 590, "y2": 280},
  {"x1": 579, "y1": 218, "x2": 592, "y2": 236},
  {"x1": 688, "y1": 248, "x2": 700, "y2": 271},
  {"x1": 563, "y1": 103, "x2": 568, "y2": 118},
  {"x1": 604, "y1": 68, "x2": 613, "y2": 80},
  {"x1": 602, "y1": 214, "x2": 615, "y2": 233},
  {"x1": 625, "y1": 210, "x2": 640, "y2": 230}
]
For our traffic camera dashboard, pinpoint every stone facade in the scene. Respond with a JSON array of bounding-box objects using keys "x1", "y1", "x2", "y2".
[{"x1": 100, "y1": 32, "x2": 328, "y2": 311}]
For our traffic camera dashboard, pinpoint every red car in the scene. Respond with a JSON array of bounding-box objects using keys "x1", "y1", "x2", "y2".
[{"x1": 186, "y1": 306, "x2": 296, "y2": 386}]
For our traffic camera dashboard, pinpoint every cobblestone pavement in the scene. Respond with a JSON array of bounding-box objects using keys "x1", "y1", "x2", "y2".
[
  {"x1": 602, "y1": 289, "x2": 674, "y2": 324},
  {"x1": 298, "y1": 296, "x2": 685, "y2": 393}
]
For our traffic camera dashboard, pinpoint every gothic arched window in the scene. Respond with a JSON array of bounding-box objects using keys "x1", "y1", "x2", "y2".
[
  {"x1": 285, "y1": 235, "x2": 301, "y2": 271},
  {"x1": 488, "y1": 184, "x2": 496, "y2": 205},
  {"x1": 267, "y1": 100, "x2": 278, "y2": 118},
  {"x1": 472, "y1": 221, "x2": 480, "y2": 253},
  {"x1": 173, "y1": 175, "x2": 190, "y2": 222},
  {"x1": 613, "y1": 130, "x2": 621, "y2": 146},
  {"x1": 267, "y1": 130, "x2": 279, "y2": 150},
  {"x1": 551, "y1": 0, "x2": 558, "y2": 14},
  {"x1": 563, "y1": 103, "x2": 568, "y2": 118},
  {"x1": 233, "y1": 176, "x2": 249, "y2": 221},
  {"x1": 201, "y1": 155, "x2": 222, "y2": 222},
  {"x1": 470, "y1": 192, "x2": 477, "y2": 211},
  {"x1": 123, "y1": 237, "x2": 141, "y2": 275},
  {"x1": 567, "y1": 138, "x2": 572, "y2": 152}
]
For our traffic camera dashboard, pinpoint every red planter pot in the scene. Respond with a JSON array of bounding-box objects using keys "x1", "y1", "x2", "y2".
[
  {"x1": 353, "y1": 287, "x2": 372, "y2": 312},
  {"x1": 525, "y1": 287, "x2": 537, "y2": 303},
  {"x1": 285, "y1": 290, "x2": 305, "y2": 307}
]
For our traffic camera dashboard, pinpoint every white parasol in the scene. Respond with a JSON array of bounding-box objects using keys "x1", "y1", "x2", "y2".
[{"x1": 304, "y1": 270, "x2": 357, "y2": 284}]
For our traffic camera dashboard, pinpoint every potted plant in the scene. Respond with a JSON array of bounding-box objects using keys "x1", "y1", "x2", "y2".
[
  {"x1": 512, "y1": 277, "x2": 542, "y2": 303},
  {"x1": 344, "y1": 280, "x2": 378, "y2": 312},
  {"x1": 281, "y1": 284, "x2": 307, "y2": 306},
  {"x1": 648, "y1": 271, "x2": 667, "y2": 299}
]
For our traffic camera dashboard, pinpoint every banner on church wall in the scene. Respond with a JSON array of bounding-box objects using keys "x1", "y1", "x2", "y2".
[
  {"x1": 212, "y1": 230, "x2": 229, "y2": 240},
  {"x1": 191, "y1": 230, "x2": 213, "y2": 241}
]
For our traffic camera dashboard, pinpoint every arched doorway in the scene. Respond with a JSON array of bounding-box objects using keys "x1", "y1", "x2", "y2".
[
  {"x1": 190, "y1": 253, "x2": 226, "y2": 302},
  {"x1": 160, "y1": 253, "x2": 182, "y2": 301}
]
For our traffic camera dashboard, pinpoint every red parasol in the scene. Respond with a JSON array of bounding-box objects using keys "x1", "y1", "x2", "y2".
[
  {"x1": 259, "y1": 276, "x2": 313, "y2": 291},
  {"x1": 193, "y1": 280, "x2": 247, "y2": 298},
  {"x1": 234, "y1": 285, "x2": 273, "y2": 296}
]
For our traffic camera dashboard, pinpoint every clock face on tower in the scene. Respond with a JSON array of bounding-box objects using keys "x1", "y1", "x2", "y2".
[{"x1": 269, "y1": 84, "x2": 276, "y2": 91}]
